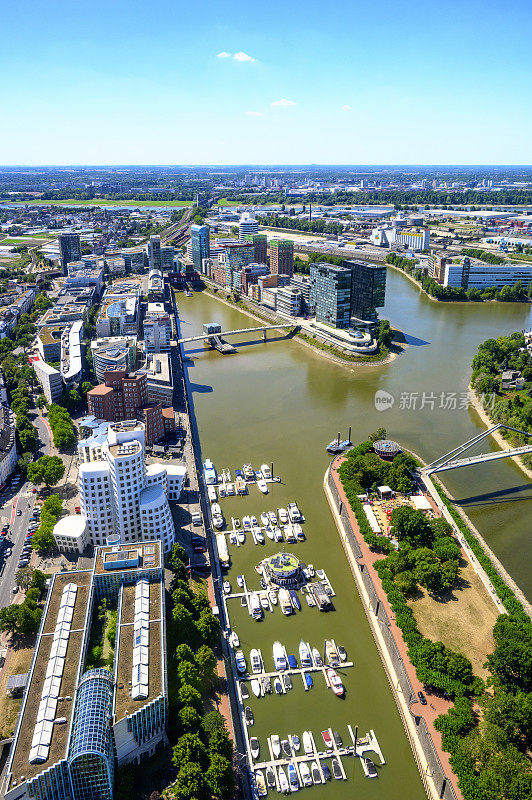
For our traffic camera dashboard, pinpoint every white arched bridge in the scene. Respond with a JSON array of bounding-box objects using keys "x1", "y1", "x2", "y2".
[{"x1": 422, "y1": 424, "x2": 532, "y2": 475}]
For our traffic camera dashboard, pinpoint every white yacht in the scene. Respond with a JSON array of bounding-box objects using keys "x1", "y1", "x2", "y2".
[
  {"x1": 273, "y1": 641, "x2": 287, "y2": 671},
  {"x1": 207, "y1": 486, "x2": 217, "y2": 502},
  {"x1": 257, "y1": 479, "x2": 269, "y2": 494},
  {"x1": 278, "y1": 508, "x2": 289, "y2": 524},
  {"x1": 249, "y1": 592, "x2": 263, "y2": 620},
  {"x1": 250, "y1": 648, "x2": 263, "y2": 674},
  {"x1": 261, "y1": 463, "x2": 272, "y2": 479}
]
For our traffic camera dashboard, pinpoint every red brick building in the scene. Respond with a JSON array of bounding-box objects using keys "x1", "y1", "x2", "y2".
[{"x1": 87, "y1": 369, "x2": 175, "y2": 445}]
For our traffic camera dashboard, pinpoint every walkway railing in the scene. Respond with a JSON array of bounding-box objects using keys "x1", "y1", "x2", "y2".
[{"x1": 327, "y1": 470, "x2": 458, "y2": 800}]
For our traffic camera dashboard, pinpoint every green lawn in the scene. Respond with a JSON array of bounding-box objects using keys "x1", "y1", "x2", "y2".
[
  {"x1": 0, "y1": 236, "x2": 51, "y2": 245},
  {"x1": 1, "y1": 199, "x2": 193, "y2": 208}
]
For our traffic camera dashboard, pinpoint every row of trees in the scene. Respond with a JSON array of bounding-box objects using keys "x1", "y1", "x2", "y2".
[
  {"x1": 0, "y1": 568, "x2": 47, "y2": 636},
  {"x1": 261, "y1": 213, "x2": 344, "y2": 235},
  {"x1": 341, "y1": 430, "x2": 532, "y2": 797},
  {"x1": 47, "y1": 403, "x2": 76, "y2": 449},
  {"x1": 460, "y1": 247, "x2": 505, "y2": 265},
  {"x1": 29, "y1": 493, "x2": 63, "y2": 552}
]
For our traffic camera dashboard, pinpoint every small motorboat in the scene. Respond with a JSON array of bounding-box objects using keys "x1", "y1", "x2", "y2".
[
  {"x1": 255, "y1": 563, "x2": 263, "y2": 574},
  {"x1": 268, "y1": 511, "x2": 277, "y2": 526},
  {"x1": 312, "y1": 648, "x2": 323, "y2": 667},
  {"x1": 249, "y1": 592, "x2": 263, "y2": 620},
  {"x1": 273, "y1": 641, "x2": 287, "y2": 671},
  {"x1": 250, "y1": 737, "x2": 260, "y2": 759},
  {"x1": 257, "y1": 479, "x2": 269, "y2": 494},
  {"x1": 289, "y1": 590, "x2": 301, "y2": 611},
  {"x1": 243, "y1": 515, "x2": 252, "y2": 530},
  {"x1": 251, "y1": 679, "x2": 261, "y2": 697},
  {"x1": 325, "y1": 640, "x2": 339, "y2": 667},
  {"x1": 327, "y1": 668, "x2": 344, "y2": 697},
  {"x1": 294, "y1": 523, "x2": 304, "y2": 541},
  {"x1": 241, "y1": 596, "x2": 247, "y2": 606},
  {"x1": 240, "y1": 682, "x2": 249, "y2": 700},
  {"x1": 287, "y1": 763, "x2": 299, "y2": 792},
  {"x1": 207, "y1": 486, "x2": 217, "y2": 502},
  {"x1": 278, "y1": 767, "x2": 289, "y2": 794},
  {"x1": 235, "y1": 650, "x2": 246, "y2": 674},
  {"x1": 311, "y1": 762, "x2": 321, "y2": 784},
  {"x1": 226, "y1": 483, "x2": 235, "y2": 496},
  {"x1": 269, "y1": 589, "x2": 278, "y2": 605},
  {"x1": 282, "y1": 673, "x2": 292, "y2": 691},
  {"x1": 362, "y1": 757, "x2": 378, "y2": 778},
  {"x1": 303, "y1": 730, "x2": 313, "y2": 755},
  {"x1": 306, "y1": 595, "x2": 315, "y2": 608},
  {"x1": 237, "y1": 530, "x2": 246, "y2": 544},
  {"x1": 243, "y1": 464, "x2": 254, "y2": 481},
  {"x1": 299, "y1": 762, "x2": 312, "y2": 787},
  {"x1": 287, "y1": 502, "x2": 301, "y2": 522},
  {"x1": 234, "y1": 518, "x2": 241, "y2": 528},
  {"x1": 229, "y1": 631, "x2": 239, "y2": 648},
  {"x1": 281, "y1": 739, "x2": 291, "y2": 758},
  {"x1": 333, "y1": 731, "x2": 343, "y2": 748},
  {"x1": 288, "y1": 654, "x2": 297, "y2": 669},
  {"x1": 229, "y1": 532, "x2": 237, "y2": 545},
  {"x1": 299, "y1": 640, "x2": 311, "y2": 667},
  {"x1": 223, "y1": 581, "x2": 231, "y2": 594},
  {"x1": 260, "y1": 594, "x2": 269, "y2": 609},
  {"x1": 219, "y1": 485, "x2": 226, "y2": 498},
  {"x1": 261, "y1": 463, "x2": 272, "y2": 479},
  {"x1": 307, "y1": 563, "x2": 315, "y2": 577},
  {"x1": 283, "y1": 525, "x2": 296, "y2": 543},
  {"x1": 304, "y1": 672, "x2": 313, "y2": 689},
  {"x1": 260, "y1": 578, "x2": 267, "y2": 589},
  {"x1": 263, "y1": 676, "x2": 272, "y2": 694},
  {"x1": 244, "y1": 706, "x2": 254, "y2": 726},
  {"x1": 271, "y1": 734, "x2": 281, "y2": 758},
  {"x1": 316, "y1": 569, "x2": 325, "y2": 580},
  {"x1": 274, "y1": 677, "x2": 283, "y2": 694},
  {"x1": 213, "y1": 514, "x2": 224, "y2": 529},
  {"x1": 278, "y1": 507, "x2": 288, "y2": 524},
  {"x1": 266, "y1": 767, "x2": 276, "y2": 790},
  {"x1": 250, "y1": 649, "x2": 262, "y2": 674},
  {"x1": 255, "y1": 770, "x2": 267, "y2": 797},
  {"x1": 235, "y1": 469, "x2": 243, "y2": 480},
  {"x1": 290, "y1": 734, "x2": 300, "y2": 752},
  {"x1": 251, "y1": 515, "x2": 259, "y2": 527},
  {"x1": 265, "y1": 526, "x2": 275, "y2": 540},
  {"x1": 338, "y1": 645, "x2": 347, "y2": 662},
  {"x1": 260, "y1": 512, "x2": 269, "y2": 526},
  {"x1": 237, "y1": 575, "x2": 244, "y2": 588},
  {"x1": 211, "y1": 502, "x2": 222, "y2": 516},
  {"x1": 331, "y1": 758, "x2": 342, "y2": 780},
  {"x1": 322, "y1": 730, "x2": 333, "y2": 748},
  {"x1": 254, "y1": 470, "x2": 262, "y2": 481},
  {"x1": 274, "y1": 527, "x2": 283, "y2": 542},
  {"x1": 322, "y1": 763, "x2": 332, "y2": 781},
  {"x1": 255, "y1": 528, "x2": 265, "y2": 544}
]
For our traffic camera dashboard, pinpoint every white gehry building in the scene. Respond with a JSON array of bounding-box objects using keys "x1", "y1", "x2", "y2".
[{"x1": 72, "y1": 420, "x2": 186, "y2": 553}]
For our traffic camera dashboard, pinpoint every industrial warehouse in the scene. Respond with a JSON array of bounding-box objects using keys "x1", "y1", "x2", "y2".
[{"x1": 4, "y1": 540, "x2": 167, "y2": 800}]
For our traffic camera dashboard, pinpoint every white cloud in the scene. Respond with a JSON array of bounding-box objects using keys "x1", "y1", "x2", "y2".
[
  {"x1": 342, "y1": 104, "x2": 353, "y2": 112},
  {"x1": 217, "y1": 51, "x2": 232, "y2": 58},
  {"x1": 233, "y1": 51, "x2": 255, "y2": 62},
  {"x1": 245, "y1": 111, "x2": 264, "y2": 117},
  {"x1": 270, "y1": 98, "x2": 297, "y2": 107}
]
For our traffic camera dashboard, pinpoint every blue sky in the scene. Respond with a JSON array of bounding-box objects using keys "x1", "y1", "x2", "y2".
[{"x1": 2, "y1": 0, "x2": 531, "y2": 165}]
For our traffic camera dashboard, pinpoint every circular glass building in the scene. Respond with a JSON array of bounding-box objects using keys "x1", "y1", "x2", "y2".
[{"x1": 373, "y1": 439, "x2": 402, "y2": 460}]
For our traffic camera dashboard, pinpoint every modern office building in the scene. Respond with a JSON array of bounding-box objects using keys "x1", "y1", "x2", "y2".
[
  {"x1": 244, "y1": 233, "x2": 268, "y2": 264},
  {"x1": 144, "y1": 304, "x2": 172, "y2": 353},
  {"x1": 160, "y1": 245, "x2": 175, "y2": 270},
  {"x1": 137, "y1": 353, "x2": 173, "y2": 405},
  {"x1": 238, "y1": 212, "x2": 259, "y2": 240},
  {"x1": 91, "y1": 336, "x2": 137, "y2": 382},
  {"x1": 96, "y1": 294, "x2": 139, "y2": 338},
  {"x1": 37, "y1": 325, "x2": 63, "y2": 362},
  {"x1": 309, "y1": 263, "x2": 353, "y2": 328},
  {"x1": 269, "y1": 239, "x2": 294, "y2": 278},
  {"x1": 58, "y1": 233, "x2": 82, "y2": 274},
  {"x1": 148, "y1": 235, "x2": 162, "y2": 271},
  {"x1": 276, "y1": 286, "x2": 302, "y2": 317},
  {"x1": 442, "y1": 258, "x2": 532, "y2": 290},
  {"x1": 371, "y1": 224, "x2": 429, "y2": 251},
  {"x1": 290, "y1": 274, "x2": 311, "y2": 313},
  {"x1": 348, "y1": 261, "x2": 387, "y2": 321},
  {"x1": 121, "y1": 246, "x2": 147, "y2": 273},
  {"x1": 34, "y1": 359, "x2": 64, "y2": 403},
  {"x1": 4, "y1": 542, "x2": 168, "y2": 800},
  {"x1": 0, "y1": 405, "x2": 18, "y2": 488},
  {"x1": 76, "y1": 421, "x2": 181, "y2": 551},
  {"x1": 147, "y1": 269, "x2": 164, "y2": 302},
  {"x1": 190, "y1": 224, "x2": 210, "y2": 271}
]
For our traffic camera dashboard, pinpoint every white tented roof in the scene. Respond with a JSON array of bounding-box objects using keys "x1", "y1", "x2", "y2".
[
  {"x1": 131, "y1": 579, "x2": 150, "y2": 700},
  {"x1": 411, "y1": 495, "x2": 432, "y2": 511}
]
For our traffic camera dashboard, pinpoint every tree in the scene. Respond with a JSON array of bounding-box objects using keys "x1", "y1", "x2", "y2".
[
  {"x1": 17, "y1": 602, "x2": 42, "y2": 635},
  {"x1": 172, "y1": 604, "x2": 197, "y2": 646},
  {"x1": 30, "y1": 569, "x2": 47, "y2": 596},
  {"x1": 178, "y1": 684, "x2": 202, "y2": 712},
  {"x1": 42, "y1": 494, "x2": 63, "y2": 516},
  {"x1": 0, "y1": 605, "x2": 20, "y2": 635},
  {"x1": 175, "y1": 643, "x2": 195, "y2": 664},
  {"x1": 391, "y1": 506, "x2": 434, "y2": 548},
  {"x1": 31, "y1": 526, "x2": 55, "y2": 553},
  {"x1": 487, "y1": 615, "x2": 532, "y2": 693},
  {"x1": 16, "y1": 567, "x2": 33, "y2": 590},
  {"x1": 195, "y1": 609, "x2": 221, "y2": 647},
  {"x1": 36, "y1": 394, "x2": 47, "y2": 409},
  {"x1": 178, "y1": 705, "x2": 202, "y2": 732},
  {"x1": 172, "y1": 762, "x2": 208, "y2": 800},
  {"x1": 178, "y1": 661, "x2": 202, "y2": 692},
  {"x1": 205, "y1": 754, "x2": 235, "y2": 800},
  {"x1": 172, "y1": 733, "x2": 208, "y2": 770},
  {"x1": 27, "y1": 455, "x2": 65, "y2": 488},
  {"x1": 196, "y1": 644, "x2": 217, "y2": 686}
]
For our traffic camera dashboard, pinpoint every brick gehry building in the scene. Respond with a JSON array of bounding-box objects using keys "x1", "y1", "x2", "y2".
[{"x1": 87, "y1": 369, "x2": 175, "y2": 446}]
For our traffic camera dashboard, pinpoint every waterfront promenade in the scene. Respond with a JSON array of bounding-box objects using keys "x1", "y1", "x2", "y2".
[{"x1": 325, "y1": 458, "x2": 462, "y2": 800}]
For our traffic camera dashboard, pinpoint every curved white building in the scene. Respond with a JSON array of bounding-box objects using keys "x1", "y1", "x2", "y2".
[
  {"x1": 107, "y1": 439, "x2": 145, "y2": 544},
  {"x1": 238, "y1": 212, "x2": 259, "y2": 241},
  {"x1": 79, "y1": 462, "x2": 115, "y2": 546},
  {"x1": 139, "y1": 484, "x2": 174, "y2": 551}
]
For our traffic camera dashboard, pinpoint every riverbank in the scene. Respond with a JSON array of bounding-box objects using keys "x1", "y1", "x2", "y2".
[
  {"x1": 468, "y1": 386, "x2": 532, "y2": 481},
  {"x1": 198, "y1": 283, "x2": 407, "y2": 367},
  {"x1": 324, "y1": 462, "x2": 458, "y2": 800}
]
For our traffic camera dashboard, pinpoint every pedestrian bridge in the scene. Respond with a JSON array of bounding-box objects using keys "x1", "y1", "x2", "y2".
[
  {"x1": 178, "y1": 324, "x2": 297, "y2": 344},
  {"x1": 422, "y1": 424, "x2": 532, "y2": 474}
]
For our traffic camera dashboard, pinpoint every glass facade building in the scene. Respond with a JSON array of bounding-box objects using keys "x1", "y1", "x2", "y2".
[
  {"x1": 190, "y1": 224, "x2": 210, "y2": 271},
  {"x1": 309, "y1": 263, "x2": 353, "y2": 328},
  {"x1": 59, "y1": 233, "x2": 82, "y2": 275},
  {"x1": 348, "y1": 261, "x2": 387, "y2": 321},
  {"x1": 68, "y1": 670, "x2": 115, "y2": 800}
]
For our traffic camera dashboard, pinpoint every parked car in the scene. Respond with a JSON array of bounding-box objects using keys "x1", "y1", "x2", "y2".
[
  {"x1": 11, "y1": 586, "x2": 18, "y2": 594},
  {"x1": 16, "y1": 509, "x2": 22, "y2": 516},
  {"x1": 418, "y1": 691, "x2": 427, "y2": 706}
]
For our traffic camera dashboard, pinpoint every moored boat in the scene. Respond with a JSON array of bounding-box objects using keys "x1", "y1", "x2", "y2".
[
  {"x1": 274, "y1": 677, "x2": 283, "y2": 694},
  {"x1": 249, "y1": 592, "x2": 263, "y2": 620},
  {"x1": 235, "y1": 650, "x2": 246, "y2": 674},
  {"x1": 304, "y1": 672, "x2": 313, "y2": 689},
  {"x1": 325, "y1": 640, "x2": 339, "y2": 666},
  {"x1": 265, "y1": 526, "x2": 274, "y2": 540},
  {"x1": 290, "y1": 733, "x2": 300, "y2": 752},
  {"x1": 322, "y1": 763, "x2": 332, "y2": 781},
  {"x1": 240, "y1": 682, "x2": 249, "y2": 700},
  {"x1": 287, "y1": 502, "x2": 301, "y2": 522},
  {"x1": 278, "y1": 507, "x2": 288, "y2": 524},
  {"x1": 255, "y1": 527, "x2": 265, "y2": 544},
  {"x1": 322, "y1": 730, "x2": 333, "y2": 748},
  {"x1": 362, "y1": 757, "x2": 378, "y2": 778},
  {"x1": 251, "y1": 679, "x2": 261, "y2": 697},
  {"x1": 278, "y1": 767, "x2": 289, "y2": 794},
  {"x1": 327, "y1": 668, "x2": 344, "y2": 697},
  {"x1": 244, "y1": 706, "x2": 254, "y2": 726},
  {"x1": 257, "y1": 479, "x2": 269, "y2": 494},
  {"x1": 269, "y1": 589, "x2": 278, "y2": 605},
  {"x1": 261, "y1": 463, "x2": 272, "y2": 479},
  {"x1": 237, "y1": 575, "x2": 244, "y2": 588},
  {"x1": 260, "y1": 594, "x2": 269, "y2": 609},
  {"x1": 229, "y1": 631, "x2": 239, "y2": 648},
  {"x1": 250, "y1": 648, "x2": 262, "y2": 674},
  {"x1": 281, "y1": 739, "x2": 291, "y2": 757},
  {"x1": 243, "y1": 515, "x2": 252, "y2": 530},
  {"x1": 289, "y1": 590, "x2": 301, "y2": 611},
  {"x1": 273, "y1": 641, "x2": 287, "y2": 671},
  {"x1": 331, "y1": 758, "x2": 342, "y2": 780},
  {"x1": 213, "y1": 514, "x2": 224, "y2": 529},
  {"x1": 282, "y1": 673, "x2": 292, "y2": 691},
  {"x1": 288, "y1": 763, "x2": 299, "y2": 792},
  {"x1": 338, "y1": 644, "x2": 347, "y2": 662},
  {"x1": 266, "y1": 767, "x2": 276, "y2": 789},
  {"x1": 260, "y1": 512, "x2": 269, "y2": 526},
  {"x1": 268, "y1": 511, "x2": 277, "y2": 526},
  {"x1": 279, "y1": 588, "x2": 293, "y2": 615},
  {"x1": 207, "y1": 485, "x2": 217, "y2": 502},
  {"x1": 223, "y1": 580, "x2": 231, "y2": 594},
  {"x1": 311, "y1": 762, "x2": 321, "y2": 784},
  {"x1": 250, "y1": 737, "x2": 260, "y2": 759},
  {"x1": 303, "y1": 730, "x2": 313, "y2": 755},
  {"x1": 299, "y1": 640, "x2": 311, "y2": 666},
  {"x1": 299, "y1": 762, "x2": 312, "y2": 787},
  {"x1": 274, "y1": 527, "x2": 283, "y2": 542},
  {"x1": 312, "y1": 647, "x2": 323, "y2": 667},
  {"x1": 333, "y1": 730, "x2": 343, "y2": 748},
  {"x1": 271, "y1": 734, "x2": 281, "y2": 758}
]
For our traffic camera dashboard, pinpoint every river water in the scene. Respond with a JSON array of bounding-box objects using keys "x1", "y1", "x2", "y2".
[{"x1": 179, "y1": 273, "x2": 532, "y2": 800}]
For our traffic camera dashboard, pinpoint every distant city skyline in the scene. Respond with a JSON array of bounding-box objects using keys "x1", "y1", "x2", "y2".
[{"x1": 2, "y1": 0, "x2": 532, "y2": 165}]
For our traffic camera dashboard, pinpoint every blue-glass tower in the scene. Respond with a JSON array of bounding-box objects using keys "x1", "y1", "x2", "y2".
[{"x1": 190, "y1": 224, "x2": 210, "y2": 271}]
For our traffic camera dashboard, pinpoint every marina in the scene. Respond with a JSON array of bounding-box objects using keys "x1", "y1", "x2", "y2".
[{"x1": 179, "y1": 285, "x2": 532, "y2": 800}]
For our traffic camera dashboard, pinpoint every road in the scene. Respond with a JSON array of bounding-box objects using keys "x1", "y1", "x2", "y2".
[{"x1": 0, "y1": 482, "x2": 37, "y2": 611}]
